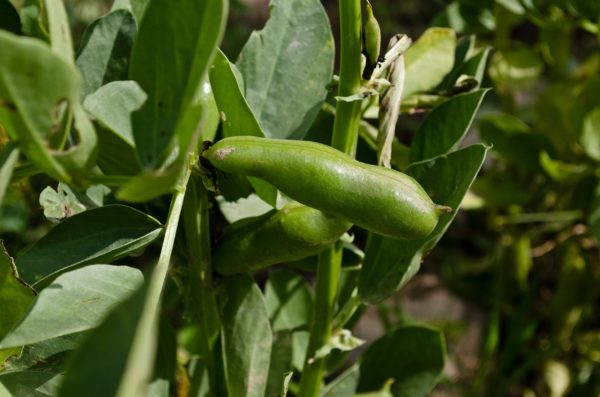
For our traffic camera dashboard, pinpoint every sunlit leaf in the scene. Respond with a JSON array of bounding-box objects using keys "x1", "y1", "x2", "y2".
[{"x1": 236, "y1": 0, "x2": 334, "y2": 140}]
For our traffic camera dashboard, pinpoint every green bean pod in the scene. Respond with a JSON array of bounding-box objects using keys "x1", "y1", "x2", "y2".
[
  {"x1": 203, "y1": 136, "x2": 447, "y2": 239},
  {"x1": 364, "y1": 1, "x2": 381, "y2": 67},
  {"x1": 213, "y1": 202, "x2": 351, "y2": 275}
]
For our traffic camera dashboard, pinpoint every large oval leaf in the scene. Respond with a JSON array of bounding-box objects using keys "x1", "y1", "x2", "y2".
[
  {"x1": 76, "y1": 9, "x2": 136, "y2": 98},
  {"x1": 58, "y1": 283, "x2": 148, "y2": 397},
  {"x1": 236, "y1": 0, "x2": 334, "y2": 140},
  {"x1": 83, "y1": 80, "x2": 146, "y2": 175},
  {"x1": 0, "y1": 264, "x2": 144, "y2": 349},
  {"x1": 16, "y1": 205, "x2": 161, "y2": 286},
  {"x1": 221, "y1": 275, "x2": 272, "y2": 397},
  {"x1": 404, "y1": 28, "x2": 456, "y2": 98},
  {"x1": 0, "y1": 334, "x2": 81, "y2": 396},
  {"x1": 264, "y1": 269, "x2": 313, "y2": 332},
  {"x1": 357, "y1": 326, "x2": 445, "y2": 397},
  {"x1": 410, "y1": 89, "x2": 488, "y2": 162}
]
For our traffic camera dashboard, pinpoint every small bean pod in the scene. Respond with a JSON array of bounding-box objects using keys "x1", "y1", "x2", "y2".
[
  {"x1": 364, "y1": 1, "x2": 381, "y2": 67},
  {"x1": 203, "y1": 136, "x2": 447, "y2": 239},
  {"x1": 213, "y1": 202, "x2": 351, "y2": 275}
]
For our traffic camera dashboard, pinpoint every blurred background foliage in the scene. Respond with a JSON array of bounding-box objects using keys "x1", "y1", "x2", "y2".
[{"x1": 2, "y1": 0, "x2": 600, "y2": 396}]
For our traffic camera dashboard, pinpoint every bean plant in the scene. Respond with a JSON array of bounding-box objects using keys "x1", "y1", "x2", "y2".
[
  {"x1": 429, "y1": 0, "x2": 600, "y2": 395},
  {"x1": 0, "y1": 0, "x2": 489, "y2": 396}
]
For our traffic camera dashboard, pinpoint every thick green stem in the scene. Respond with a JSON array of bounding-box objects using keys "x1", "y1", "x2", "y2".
[
  {"x1": 297, "y1": 242, "x2": 343, "y2": 397},
  {"x1": 183, "y1": 176, "x2": 221, "y2": 395},
  {"x1": 331, "y1": 0, "x2": 363, "y2": 156},
  {"x1": 299, "y1": 1, "x2": 362, "y2": 396}
]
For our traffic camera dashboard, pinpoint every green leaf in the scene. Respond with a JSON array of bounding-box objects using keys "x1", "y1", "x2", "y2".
[
  {"x1": 438, "y1": 35, "x2": 472, "y2": 89},
  {"x1": 44, "y1": 0, "x2": 73, "y2": 64},
  {"x1": 148, "y1": 317, "x2": 177, "y2": 397},
  {"x1": 3, "y1": 333, "x2": 81, "y2": 372},
  {"x1": 355, "y1": 380, "x2": 393, "y2": 397},
  {"x1": 19, "y1": 0, "x2": 48, "y2": 41},
  {"x1": 209, "y1": 49, "x2": 278, "y2": 205},
  {"x1": 83, "y1": 80, "x2": 145, "y2": 175},
  {"x1": 210, "y1": 49, "x2": 263, "y2": 139},
  {"x1": 111, "y1": 0, "x2": 150, "y2": 25},
  {"x1": 432, "y1": 2, "x2": 496, "y2": 34},
  {"x1": 410, "y1": 89, "x2": 488, "y2": 162},
  {"x1": 406, "y1": 143, "x2": 489, "y2": 251},
  {"x1": 106, "y1": 169, "x2": 192, "y2": 397},
  {"x1": 535, "y1": 84, "x2": 584, "y2": 157},
  {"x1": 84, "y1": 80, "x2": 144, "y2": 143},
  {"x1": 266, "y1": 332, "x2": 293, "y2": 397},
  {"x1": 117, "y1": 0, "x2": 228, "y2": 202},
  {"x1": 404, "y1": 28, "x2": 456, "y2": 98},
  {"x1": 0, "y1": 264, "x2": 143, "y2": 349},
  {"x1": 539, "y1": 151, "x2": 589, "y2": 184},
  {"x1": 60, "y1": 313, "x2": 172, "y2": 397},
  {"x1": 470, "y1": 173, "x2": 531, "y2": 208},
  {"x1": 0, "y1": 141, "x2": 19, "y2": 208},
  {"x1": 264, "y1": 269, "x2": 313, "y2": 332},
  {"x1": 115, "y1": 161, "x2": 184, "y2": 202},
  {"x1": 0, "y1": 242, "x2": 34, "y2": 364},
  {"x1": 0, "y1": 31, "x2": 97, "y2": 187},
  {"x1": 0, "y1": 369, "x2": 62, "y2": 396},
  {"x1": 1, "y1": 334, "x2": 80, "y2": 393},
  {"x1": 76, "y1": 9, "x2": 136, "y2": 98},
  {"x1": 320, "y1": 365, "x2": 359, "y2": 397},
  {"x1": 489, "y1": 47, "x2": 543, "y2": 90},
  {"x1": 0, "y1": 0, "x2": 21, "y2": 35},
  {"x1": 459, "y1": 47, "x2": 490, "y2": 87},
  {"x1": 292, "y1": 330, "x2": 309, "y2": 371},
  {"x1": 440, "y1": 38, "x2": 490, "y2": 90},
  {"x1": 581, "y1": 106, "x2": 600, "y2": 161},
  {"x1": 496, "y1": 0, "x2": 527, "y2": 14},
  {"x1": 236, "y1": 0, "x2": 334, "y2": 140},
  {"x1": 58, "y1": 283, "x2": 148, "y2": 397},
  {"x1": 129, "y1": 0, "x2": 227, "y2": 168},
  {"x1": 94, "y1": 126, "x2": 140, "y2": 176},
  {"x1": 357, "y1": 326, "x2": 445, "y2": 397},
  {"x1": 479, "y1": 113, "x2": 551, "y2": 172},
  {"x1": 359, "y1": 144, "x2": 488, "y2": 304},
  {"x1": 220, "y1": 275, "x2": 272, "y2": 397},
  {"x1": 216, "y1": 193, "x2": 272, "y2": 224},
  {"x1": 16, "y1": 205, "x2": 161, "y2": 286}
]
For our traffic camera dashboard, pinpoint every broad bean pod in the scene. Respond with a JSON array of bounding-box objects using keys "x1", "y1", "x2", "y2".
[
  {"x1": 213, "y1": 202, "x2": 351, "y2": 275},
  {"x1": 203, "y1": 136, "x2": 448, "y2": 239}
]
